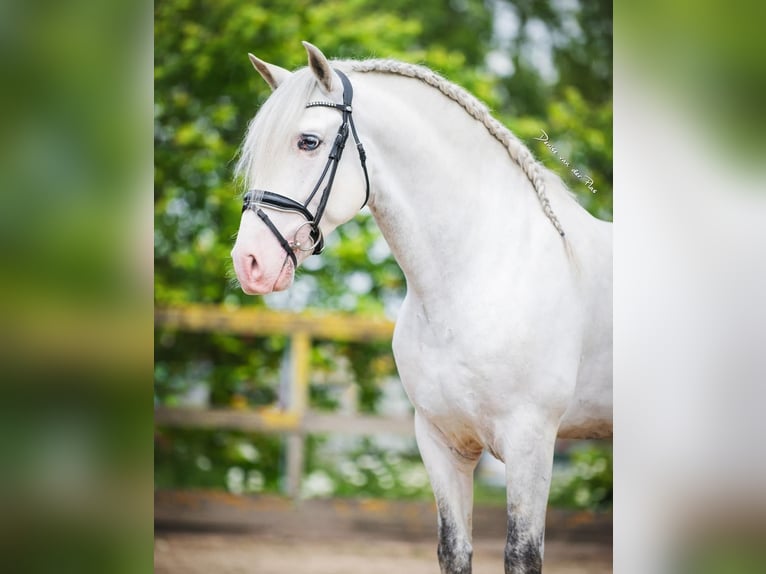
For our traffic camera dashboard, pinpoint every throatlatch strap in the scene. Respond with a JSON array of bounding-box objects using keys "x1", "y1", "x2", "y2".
[
  {"x1": 349, "y1": 115, "x2": 370, "y2": 206},
  {"x1": 334, "y1": 71, "x2": 370, "y2": 208}
]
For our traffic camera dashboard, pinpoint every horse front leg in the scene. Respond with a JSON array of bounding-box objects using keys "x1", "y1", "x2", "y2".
[
  {"x1": 499, "y1": 410, "x2": 559, "y2": 574},
  {"x1": 415, "y1": 412, "x2": 480, "y2": 574}
]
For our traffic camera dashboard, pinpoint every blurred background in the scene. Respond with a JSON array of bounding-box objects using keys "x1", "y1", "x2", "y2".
[
  {"x1": 614, "y1": 1, "x2": 766, "y2": 573},
  {"x1": 153, "y1": 0, "x2": 613, "y2": 571}
]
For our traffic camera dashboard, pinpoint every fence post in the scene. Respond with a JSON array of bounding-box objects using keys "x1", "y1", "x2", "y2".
[{"x1": 285, "y1": 331, "x2": 310, "y2": 500}]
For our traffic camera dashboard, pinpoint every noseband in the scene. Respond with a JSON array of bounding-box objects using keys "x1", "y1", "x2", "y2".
[{"x1": 241, "y1": 69, "x2": 370, "y2": 268}]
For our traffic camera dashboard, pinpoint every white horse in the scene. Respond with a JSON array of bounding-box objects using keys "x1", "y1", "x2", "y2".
[{"x1": 231, "y1": 42, "x2": 612, "y2": 574}]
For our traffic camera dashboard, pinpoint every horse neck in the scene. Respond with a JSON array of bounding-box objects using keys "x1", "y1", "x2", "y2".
[{"x1": 353, "y1": 72, "x2": 558, "y2": 305}]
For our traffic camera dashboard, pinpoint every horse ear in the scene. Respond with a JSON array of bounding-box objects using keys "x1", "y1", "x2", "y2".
[
  {"x1": 248, "y1": 53, "x2": 291, "y2": 91},
  {"x1": 302, "y1": 41, "x2": 335, "y2": 94}
]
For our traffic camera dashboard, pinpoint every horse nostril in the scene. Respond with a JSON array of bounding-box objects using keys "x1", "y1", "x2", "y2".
[{"x1": 248, "y1": 255, "x2": 259, "y2": 276}]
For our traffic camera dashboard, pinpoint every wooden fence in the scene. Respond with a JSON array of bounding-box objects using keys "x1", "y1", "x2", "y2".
[{"x1": 155, "y1": 304, "x2": 412, "y2": 498}]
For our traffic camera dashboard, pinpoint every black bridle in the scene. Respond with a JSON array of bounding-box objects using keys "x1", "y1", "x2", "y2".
[{"x1": 241, "y1": 69, "x2": 370, "y2": 268}]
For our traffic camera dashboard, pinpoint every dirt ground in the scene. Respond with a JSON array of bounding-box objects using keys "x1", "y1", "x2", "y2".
[
  {"x1": 154, "y1": 531, "x2": 612, "y2": 574},
  {"x1": 154, "y1": 491, "x2": 611, "y2": 573}
]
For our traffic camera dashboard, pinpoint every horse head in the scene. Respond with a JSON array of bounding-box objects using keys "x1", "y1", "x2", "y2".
[{"x1": 231, "y1": 42, "x2": 370, "y2": 295}]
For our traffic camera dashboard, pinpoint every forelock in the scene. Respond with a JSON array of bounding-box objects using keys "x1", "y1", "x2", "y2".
[{"x1": 235, "y1": 68, "x2": 317, "y2": 191}]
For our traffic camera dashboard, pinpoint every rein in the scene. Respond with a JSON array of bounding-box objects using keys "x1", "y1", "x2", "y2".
[{"x1": 242, "y1": 69, "x2": 370, "y2": 268}]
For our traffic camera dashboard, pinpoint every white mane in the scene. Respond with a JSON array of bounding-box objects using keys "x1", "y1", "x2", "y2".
[{"x1": 236, "y1": 58, "x2": 571, "y2": 236}]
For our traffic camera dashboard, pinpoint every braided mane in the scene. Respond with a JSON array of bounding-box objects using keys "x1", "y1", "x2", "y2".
[{"x1": 347, "y1": 59, "x2": 566, "y2": 237}]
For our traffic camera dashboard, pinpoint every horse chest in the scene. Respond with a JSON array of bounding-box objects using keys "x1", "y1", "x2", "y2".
[{"x1": 393, "y1": 308, "x2": 515, "y2": 451}]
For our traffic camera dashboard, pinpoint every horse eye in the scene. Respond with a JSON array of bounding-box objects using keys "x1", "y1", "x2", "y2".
[{"x1": 297, "y1": 135, "x2": 320, "y2": 151}]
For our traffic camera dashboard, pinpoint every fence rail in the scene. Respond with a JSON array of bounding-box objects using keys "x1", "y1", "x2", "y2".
[
  {"x1": 155, "y1": 304, "x2": 395, "y2": 340},
  {"x1": 155, "y1": 304, "x2": 409, "y2": 499},
  {"x1": 154, "y1": 407, "x2": 414, "y2": 436}
]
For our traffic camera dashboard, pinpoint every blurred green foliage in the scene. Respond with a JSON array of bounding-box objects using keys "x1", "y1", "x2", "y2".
[
  {"x1": 304, "y1": 436, "x2": 433, "y2": 500},
  {"x1": 154, "y1": 430, "x2": 434, "y2": 500},
  {"x1": 675, "y1": 537, "x2": 766, "y2": 574},
  {"x1": 616, "y1": 0, "x2": 766, "y2": 163},
  {"x1": 549, "y1": 443, "x2": 613, "y2": 510},
  {"x1": 155, "y1": 428, "x2": 284, "y2": 491},
  {"x1": 155, "y1": 0, "x2": 612, "y2": 506}
]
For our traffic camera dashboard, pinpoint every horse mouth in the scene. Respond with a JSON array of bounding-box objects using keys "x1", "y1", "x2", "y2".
[
  {"x1": 239, "y1": 271, "x2": 293, "y2": 295},
  {"x1": 233, "y1": 252, "x2": 295, "y2": 295}
]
